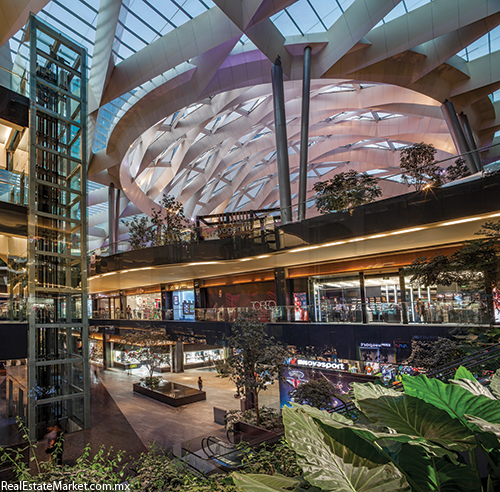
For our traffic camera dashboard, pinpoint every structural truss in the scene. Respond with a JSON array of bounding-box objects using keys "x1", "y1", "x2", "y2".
[{"x1": 2, "y1": 0, "x2": 500, "y2": 250}]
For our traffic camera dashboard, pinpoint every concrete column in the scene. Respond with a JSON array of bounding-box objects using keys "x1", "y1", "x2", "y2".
[
  {"x1": 441, "y1": 100, "x2": 477, "y2": 174},
  {"x1": 173, "y1": 341, "x2": 184, "y2": 373},
  {"x1": 458, "y1": 112, "x2": 482, "y2": 171},
  {"x1": 271, "y1": 56, "x2": 292, "y2": 225},
  {"x1": 298, "y1": 46, "x2": 312, "y2": 222}
]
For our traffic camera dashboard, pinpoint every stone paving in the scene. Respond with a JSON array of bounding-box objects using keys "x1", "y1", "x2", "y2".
[{"x1": 98, "y1": 366, "x2": 280, "y2": 453}]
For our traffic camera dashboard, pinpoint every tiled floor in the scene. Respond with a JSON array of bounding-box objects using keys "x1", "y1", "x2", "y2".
[
  {"x1": 2, "y1": 365, "x2": 280, "y2": 469},
  {"x1": 98, "y1": 366, "x2": 280, "y2": 453}
]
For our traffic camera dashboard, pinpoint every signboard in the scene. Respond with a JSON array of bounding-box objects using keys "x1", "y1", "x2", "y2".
[{"x1": 288, "y1": 358, "x2": 347, "y2": 372}]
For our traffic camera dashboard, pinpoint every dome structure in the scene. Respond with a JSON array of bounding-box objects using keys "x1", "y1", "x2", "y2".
[{"x1": 2, "y1": 0, "x2": 499, "y2": 250}]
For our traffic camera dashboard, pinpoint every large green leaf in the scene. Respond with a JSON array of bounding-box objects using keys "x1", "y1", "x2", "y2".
[
  {"x1": 353, "y1": 388, "x2": 475, "y2": 451},
  {"x1": 464, "y1": 415, "x2": 500, "y2": 440},
  {"x1": 352, "y1": 382, "x2": 402, "y2": 401},
  {"x1": 289, "y1": 402, "x2": 352, "y2": 424},
  {"x1": 490, "y1": 369, "x2": 500, "y2": 399},
  {"x1": 450, "y1": 378, "x2": 495, "y2": 399},
  {"x1": 398, "y1": 442, "x2": 481, "y2": 492},
  {"x1": 283, "y1": 406, "x2": 408, "y2": 492},
  {"x1": 402, "y1": 374, "x2": 500, "y2": 424},
  {"x1": 232, "y1": 473, "x2": 303, "y2": 491},
  {"x1": 454, "y1": 366, "x2": 476, "y2": 381}
]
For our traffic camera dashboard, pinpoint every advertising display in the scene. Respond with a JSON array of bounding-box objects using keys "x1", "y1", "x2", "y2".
[
  {"x1": 206, "y1": 281, "x2": 276, "y2": 308},
  {"x1": 293, "y1": 293, "x2": 308, "y2": 321},
  {"x1": 280, "y1": 359, "x2": 378, "y2": 410},
  {"x1": 359, "y1": 342, "x2": 396, "y2": 364}
]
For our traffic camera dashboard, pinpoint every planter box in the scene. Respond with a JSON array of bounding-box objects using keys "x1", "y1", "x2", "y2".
[{"x1": 133, "y1": 381, "x2": 206, "y2": 407}]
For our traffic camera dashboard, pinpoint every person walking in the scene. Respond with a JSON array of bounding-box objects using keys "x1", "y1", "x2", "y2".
[
  {"x1": 198, "y1": 376, "x2": 203, "y2": 391},
  {"x1": 45, "y1": 423, "x2": 63, "y2": 466}
]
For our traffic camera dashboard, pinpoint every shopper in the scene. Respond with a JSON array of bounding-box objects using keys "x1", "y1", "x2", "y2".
[
  {"x1": 198, "y1": 376, "x2": 203, "y2": 391},
  {"x1": 45, "y1": 423, "x2": 63, "y2": 466}
]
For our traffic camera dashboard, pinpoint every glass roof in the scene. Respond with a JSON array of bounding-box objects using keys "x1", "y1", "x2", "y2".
[
  {"x1": 457, "y1": 26, "x2": 500, "y2": 62},
  {"x1": 271, "y1": 0, "x2": 355, "y2": 36},
  {"x1": 1, "y1": 0, "x2": 497, "y2": 249}
]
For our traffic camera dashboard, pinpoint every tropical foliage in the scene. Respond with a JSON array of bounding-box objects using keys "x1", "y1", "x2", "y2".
[
  {"x1": 313, "y1": 170, "x2": 382, "y2": 214},
  {"x1": 225, "y1": 407, "x2": 284, "y2": 433},
  {"x1": 234, "y1": 366, "x2": 500, "y2": 492},
  {"x1": 404, "y1": 337, "x2": 464, "y2": 371},
  {"x1": 289, "y1": 379, "x2": 345, "y2": 412},
  {"x1": 226, "y1": 311, "x2": 288, "y2": 426}
]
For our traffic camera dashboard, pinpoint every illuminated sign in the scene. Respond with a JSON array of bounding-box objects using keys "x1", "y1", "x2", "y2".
[{"x1": 289, "y1": 358, "x2": 347, "y2": 371}]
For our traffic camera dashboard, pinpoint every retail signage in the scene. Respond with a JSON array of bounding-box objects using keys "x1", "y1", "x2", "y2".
[
  {"x1": 289, "y1": 358, "x2": 347, "y2": 371},
  {"x1": 360, "y1": 342, "x2": 392, "y2": 348}
]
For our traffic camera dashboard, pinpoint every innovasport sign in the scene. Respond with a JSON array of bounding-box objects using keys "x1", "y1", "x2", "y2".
[{"x1": 288, "y1": 358, "x2": 347, "y2": 372}]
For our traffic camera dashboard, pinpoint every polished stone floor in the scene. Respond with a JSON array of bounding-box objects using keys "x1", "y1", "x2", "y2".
[
  {"x1": 2, "y1": 365, "x2": 280, "y2": 468},
  {"x1": 98, "y1": 366, "x2": 280, "y2": 454}
]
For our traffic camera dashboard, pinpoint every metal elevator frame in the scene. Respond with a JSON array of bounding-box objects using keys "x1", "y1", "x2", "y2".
[{"x1": 26, "y1": 14, "x2": 90, "y2": 439}]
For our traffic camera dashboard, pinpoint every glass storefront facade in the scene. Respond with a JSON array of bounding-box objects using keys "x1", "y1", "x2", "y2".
[
  {"x1": 311, "y1": 272, "x2": 487, "y2": 325},
  {"x1": 173, "y1": 289, "x2": 195, "y2": 321}
]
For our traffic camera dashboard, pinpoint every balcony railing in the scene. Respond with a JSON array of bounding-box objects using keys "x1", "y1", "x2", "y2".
[{"x1": 90, "y1": 301, "x2": 493, "y2": 326}]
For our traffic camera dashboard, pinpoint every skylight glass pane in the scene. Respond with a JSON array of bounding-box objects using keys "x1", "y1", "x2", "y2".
[
  {"x1": 405, "y1": 0, "x2": 432, "y2": 12},
  {"x1": 182, "y1": 0, "x2": 208, "y2": 18},
  {"x1": 466, "y1": 34, "x2": 490, "y2": 61},
  {"x1": 286, "y1": 1, "x2": 322, "y2": 34},
  {"x1": 271, "y1": 11, "x2": 302, "y2": 37},
  {"x1": 318, "y1": 2, "x2": 344, "y2": 30},
  {"x1": 382, "y1": 3, "x2": 407, "y2": 23},
  {"x1": 338, "y1": 0, "x2": 355, "y2": 11}
]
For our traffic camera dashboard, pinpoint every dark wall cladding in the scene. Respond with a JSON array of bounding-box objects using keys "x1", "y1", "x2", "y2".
[
  {"x1": 91, "y1": 174, "x2": 500, "y2": 276},
  {"x1": 93, "y1": 236, "x2": 275, "y2": 275},
  {"x1": 90, "y1": 318, "x2": 455, "y2": 361},
  {"x1": 0, "y1": 201, "x2": 28, "y2": 236},
  {"x1": 0, "y1": 323, "x2": 28, "y2": 359},
  {"x1": 281, "y1": 173, "x2": 500, "y2": 244},
  {"x1": 0, "y1": 85, "x2": 29, "y2": 128}
]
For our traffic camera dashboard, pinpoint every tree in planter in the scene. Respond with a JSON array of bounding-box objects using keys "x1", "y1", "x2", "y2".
[
  {"x1": 151, "y1": 193, "x2": 190, "y2": 245},
  {"x1": 313, "y1": 169, "x2": 382, "y2": 214},
  {"x1": 126, "y1": 215, "x2": 154, "y2": 250},
  {"x1": 226, "y1": 311, "x2": 288, "y2": 427},
  {"x1": 404, "y1": 337, "x2": 464, "y2": 371},
  {"x1": 234, "y1": 366, "x2": 500, "y2": 492},
  {"x1": 399, "y1": 143, "x2": 471, "y2": 191},
  {"x1": 405, "y1": 220, "x2": 500, "y2": 333},
  {"x1": 289, "y1": 379, "x2": 347, "y2": 412},
  {"x1": 399, "y1": 142, "x2": 440, "y2": 191},
  {"x1": 119, "y1": 329, "x2": 171, "y2": 387},
  {"x1": 443, "y1": 157, "x2": 472, "y2": 183}
]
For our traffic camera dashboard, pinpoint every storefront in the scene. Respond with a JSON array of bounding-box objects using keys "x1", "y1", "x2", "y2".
[
  {"x1": 89, "y1": 333, "x2": 103, "y2": 366},
  {"x1": 183, "y1": 344, "x2": 224, "y2": 369},
  {"x1": 310, "y1": 272, "x2": 474, "y2": 324},
  {"x1": 126, "y1": 292, "x2": 162, "y2": 320},
  {"x1": 172, "y1": 289, "x2": 195, "y2": 321}
]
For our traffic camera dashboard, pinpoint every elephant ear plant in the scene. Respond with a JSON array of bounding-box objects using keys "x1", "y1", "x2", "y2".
[{"x1": 233, "y1": 367, "x2": 500, "y2": 492}]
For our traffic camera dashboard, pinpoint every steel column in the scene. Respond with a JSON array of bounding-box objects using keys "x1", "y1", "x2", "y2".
[
  {"x1": 298, "y1": 46, "x2": 312, "y2": 222},
  {"x1": 271, "y1": 56, "x2": 292, "y2": 225},
  {"x1": 108, "y1": 183, "x2": 116, "y2": 252},
  {"x1": 458, "y1": 112, "x2": 482, "y2": 171},
  {"x1": 442, "y1": 100, "x2": 477, "y2": 174}
]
